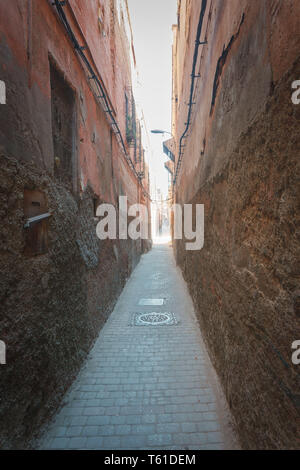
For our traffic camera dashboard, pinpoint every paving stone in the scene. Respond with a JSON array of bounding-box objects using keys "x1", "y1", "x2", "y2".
[
  {"x1": 48, "y1": 426, "x2": 67, "y2": 437},
  {"x1": 141, "y1": 414, "x2": 157, "y2": 424},
  {"x1": 85, "y1": 437, "x2": 104, "y2": 449},
  {"x1": 49, "y1": 438, "x2": 69, "y2": 449},
  {"x1": 114, "y1": 398, "x2": 130, "y2": 406},
  {"x1": 157, "y1": 423, "x2": 181, "y2": 434},
  {"x1": 114, "y1": 424, "x2": 131, "y2": 435},
  {"x1": 65, "y1": 426, "x2": 83, "y2": 437},
  {"x1": 147, "y1": 434, "x2": 172, "y2": 447},
  {"x1": 197, "y1": 421, "x2": 221, "y2": 432},
  {"x1": 181, "y1": 422, "x2": 197, "y2": 433},
  {"x1": 86, "y1": 415, "x2": 110, "y2": 426},
  {"x1": 102, "y1": 436, "x2": 121, "y2": 448},
  {"x1": 81, "y1": 426, "x2": 100, "y2": 437},
  {"x1": 206, "y1": 431, "x2": 223, "y2": 443},
  {"x1": 172, "y1": 432, "x2": 207, "y2": 446},
  {"x1": 67, "y1": 437, "x2": 87, "y2": 449},
  {"x1": 196, "y1": 443, "x2": 225, "y2": 450},
  {"x1": 82, "y1": 407, "x2": 106, "y2": 416},
  {"x1": 110, "y1": 415, "x2": 126, "y2": 425},
  {"x1": 62, "y1": 407, "x2": 84, "y2": 416},
  {"x1": 69, "y1": 416, "x2": 89, "y2": 426},
  {"x1": 120, "y1": 435, "x2": 147, "y2": 448},
  {"x1": 105, "y1": 407, "x2": 120, "y2": 416},
  {"x1": 131, "y1": 424, "x2": 156, "y2": 435},
  {"x1": 125, "y1": 415, "x2": 142, "y2": 425},
  {"x1": 98, "y1": 425, "x2": 115, "y2": 436},
  {"x1": 202, "y1": 411, "x2": 219, "y2": 421},
  {"x1": 85, "y1": 399, "x2": 102, "y2": 407}
]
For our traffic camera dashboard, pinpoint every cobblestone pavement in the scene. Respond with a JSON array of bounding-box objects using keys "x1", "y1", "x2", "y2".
[{"x1": 39, "y1": 243, "x2": 238, "y2": 450}]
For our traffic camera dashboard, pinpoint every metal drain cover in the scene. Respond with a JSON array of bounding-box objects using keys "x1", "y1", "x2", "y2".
[{"x1": 132, "y1": 312, "x2": 178, "y2": 326}]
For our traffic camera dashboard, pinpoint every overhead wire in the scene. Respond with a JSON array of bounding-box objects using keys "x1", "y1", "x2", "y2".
[
  {"x1": 173, "y1": 0, "x2": 207, "y2": 186},
  {"x1": 52, "y1": 0, "x2": 151, "y2": 200}
]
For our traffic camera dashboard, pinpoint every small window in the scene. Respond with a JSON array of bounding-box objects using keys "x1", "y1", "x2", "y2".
[{"x1": 50, "y1": 60, "x2": 75, "y2": 190}]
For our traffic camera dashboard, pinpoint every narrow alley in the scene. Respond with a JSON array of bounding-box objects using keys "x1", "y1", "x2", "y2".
[
  {"x1": 39, "y1": 243, "x2": 237, "y2": 450},
  {"x1": 0, "y1": 0, "x2": 299, "y2": 453}
]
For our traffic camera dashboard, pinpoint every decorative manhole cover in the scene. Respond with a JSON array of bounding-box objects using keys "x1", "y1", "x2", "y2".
[{"x1": 132, "y1": 312, "x2": 178, "y2": 326}]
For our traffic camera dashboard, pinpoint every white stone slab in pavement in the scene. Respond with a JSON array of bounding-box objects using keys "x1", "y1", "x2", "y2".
[{"x1": 138, "y1": 299, "x2": 165, "y2": 306}]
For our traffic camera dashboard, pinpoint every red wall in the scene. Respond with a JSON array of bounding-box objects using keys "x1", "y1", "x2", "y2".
[{"x1": 0, "y1": 0, "x2": 151, "y2": 448}]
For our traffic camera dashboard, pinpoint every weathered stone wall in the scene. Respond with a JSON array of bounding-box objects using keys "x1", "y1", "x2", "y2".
[
  {"x1": 0, "y1": 0, "x2": 151, "y2": 449},
  {"x1": 173, "y1": 0, "x2": 300, "y2": 449},
  {"x1": 0, "y1": 155, "x2": 132, "y2": 449}
]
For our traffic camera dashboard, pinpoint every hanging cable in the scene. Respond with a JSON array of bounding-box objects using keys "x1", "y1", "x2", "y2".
[
  {"x1": 52, "y1": 0, "x2": 151, "y2": 201},
  {"x1": 173, "y1": 0, "x2": 207, "y2": 186}
]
